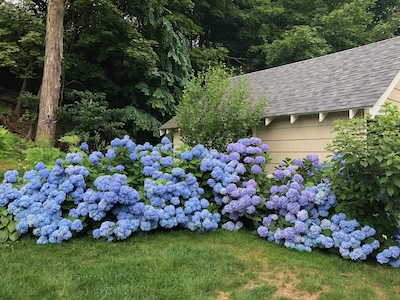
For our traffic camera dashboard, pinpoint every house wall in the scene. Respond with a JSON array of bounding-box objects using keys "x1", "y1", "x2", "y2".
[
  {"x1": 170, "y1": 110, "x2": 368, "y2": 173},
  {"x1": 255, "y1": 111, "x2": 363, "y2": 172},
  {"x1": 172, "y1": 129, "x2": 184, "y2": 150},
  {"x1": 387, "y1": 78, "x2": 400, "y2": 108}
]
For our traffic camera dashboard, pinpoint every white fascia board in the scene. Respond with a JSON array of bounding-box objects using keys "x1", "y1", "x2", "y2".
[
  {"x1": 363, "y1": 107, "x2": 373, "y2": 116},
  {"x1": 370, "y1": 70, "x2": 400, "y2": 116}
]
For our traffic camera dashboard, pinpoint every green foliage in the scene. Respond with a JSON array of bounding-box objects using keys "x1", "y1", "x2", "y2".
[
  {"x1": 117, "y1": 105, "x2": 162, "y2": 137},
  {"x1": 176, "y1": 65, "x2": 266, "y2": 151},
  {"x1": 0, "y1": 107, "x2": 12, "y2": 117},
  {"x1": 0, "y1": 207, "x2": 20, "y2": 243},
  {"x1": 18, "y1": 91, "x2": 39, "y2": 110},
  {"x1": 22, "y1": 137, "x2": 65, "y2": 170},
  {"x1": 0, "y1": 107, "x2": 12, "y2": 127},
  {"x1": 62, "y1": 0, "x2": 193, "y2": 139},
  {"x1": 190, "y1": 45, "x2": 229, "y2": 72},
  {"x1": 0, "y1": 128, "x2": 34, "y2": 178},
  {"x1": 0, "y1": 1, "x2": 45, "y2": 81},
  {"x1": 327, "y1": 102, "x2": 400, "y2": 246},
  {"x1": 58, "y1": 90, "x2": 126, "y2": 144},
  {"x1": 265, "y1": 25, "x2": 331, "y2": 68},
  {"x1": 18, "y1": 91, "x2": 39, "y2": 124},
  {"x1": 58, "y1": 134, "x2": 81, "y2": 147},
  {"x1": 319, "y1": 0, "x2": 382, "y2": 52},
  {"x1": 2, "y1": 0, "x2": 400, "y2": 143},
  {"x1": 0, "y1": 126, "x2": 16, "y2": 158}
]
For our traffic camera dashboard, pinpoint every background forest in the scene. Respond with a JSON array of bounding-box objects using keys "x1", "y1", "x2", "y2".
[{"x1": 0, "y1": 0, "x2": 399, "y2": 144}]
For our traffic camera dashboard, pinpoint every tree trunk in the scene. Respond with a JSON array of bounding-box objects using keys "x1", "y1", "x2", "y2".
[
  {"x1": 35, "y1": 0, "x2": 64, "y2": 144},
  {"x1": 14, "y1": 76, "x2": 28, "y2": 118},
  {"x1": 26, "y1": 124, "x2": 34, "y2": 140}
]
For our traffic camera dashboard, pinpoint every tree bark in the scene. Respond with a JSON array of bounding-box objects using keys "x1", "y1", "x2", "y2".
[
  {"x1": 35, "y1": 0, "x2": 64, "y2": 144},
  {"x1": 14, "y1": 75, "x2": 28, "y2": 118}
]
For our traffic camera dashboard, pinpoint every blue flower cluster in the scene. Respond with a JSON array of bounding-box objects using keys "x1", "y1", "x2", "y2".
[
  {"x1": 202, "y1": 138, "x2": 270, "y2": 222},
  {"x1": 85, "y1": 138, "x2": 220, "y2": 241},
  {"x1": 0, "y1": 136, "x2": 225, "y2": 243},
  {"x1": 376, "y1": 246, "x2": 400, "y2": 268},
  {"x1": 257, "y1": 162, "x2": 388, "y2": 263},
  {"x1": 1, "y1": 136, "x2": 400, "y2": 269},
  {"x1": 258, "y1": 168, "x2": 338, "y2": 252},
  {"x1": 2, "y1": 162, "x2": 86, "y2": 244}
]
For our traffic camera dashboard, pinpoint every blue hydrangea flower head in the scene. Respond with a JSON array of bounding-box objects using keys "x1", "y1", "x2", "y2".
[
  {"x1": 34, "y1": 162, "x2": 46, "y2": 171},
  {"x1": 81, "y1": 142, "x2": 89, "y2": 151},
  {"x1": 4, "y1": 170, "x2": 18, "y2": 183}
]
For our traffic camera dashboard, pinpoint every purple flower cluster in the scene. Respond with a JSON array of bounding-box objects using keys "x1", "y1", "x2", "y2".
[
  {"x1": 0, "y1": 182, "x2": 21, "y2": 207},
  {"x1": 206, "y1": 138, "x2": 270, "y2": 222},
  {"x1": 258, "y1": 166, "x2": 386, "y2": 263},
  {"x1": 221, "y1": 221, "x2": 243, "y2": 231},
  {"x1": 3, "y1": 170, "x2": 19, "y2": 183},
  {"x1": 259, "y1": 175, "x2": 337, "y2": 251},
  {"x1": 71, "y1": 173, "x2": 139, "y2": 222},
  {"x1": 89, "y1": 169, "x2": 220, "y2": 241},
  {"x1": 221, "y1": 179, "x2": 260, "y2": 217},
  {"x1": 225, "y1": 138, "x2": 269, "y2": 176}
]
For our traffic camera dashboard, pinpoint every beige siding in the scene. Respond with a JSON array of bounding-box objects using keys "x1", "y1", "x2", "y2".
[
  {"x1": 256, "y1": 111, "x2": 363, "y2": 172},
  {"x1": 172, "y1": 129, "x2": 184, "y2": 150},
  {"x1": 387, "y1": 79, "x2": 400, "y2": 108},
  {"x1": 169, "y1": 110, "x2": 365, "y2": 173}
]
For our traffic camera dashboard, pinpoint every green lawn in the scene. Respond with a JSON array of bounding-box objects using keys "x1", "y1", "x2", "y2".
[{"x1": 1, "y1": 229, "x2": 399, "y2": 300}]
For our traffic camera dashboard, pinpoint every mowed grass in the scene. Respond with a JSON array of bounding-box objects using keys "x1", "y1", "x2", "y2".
[{"x1": 1, "y1": 229, "x2": 400, "y2": 300}]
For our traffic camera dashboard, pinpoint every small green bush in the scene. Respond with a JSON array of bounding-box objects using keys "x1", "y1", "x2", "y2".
[
  {"x1": 176, "y1": 65, "x2": 266, "y2": 152},
  {"x1": 57, "y1": 90, "x2": 126, "y2": 145},
  {"x1": 327, "y1": 102, "x2": 400, "y2": 246},
  {"x1": 22, "y1": 137, "x2": 65, "y2": 170}
]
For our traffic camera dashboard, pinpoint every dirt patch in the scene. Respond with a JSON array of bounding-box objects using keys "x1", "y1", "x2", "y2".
[
  {"x1": 216, "y1": 250, "x2": 330, "y2": 300},
  {"x1": 268, "y1": 271, "x2": 326, "y2": 300},
  {"x1": 216, "y1": 291, "x2": 230, "y2": 300},
  {"x1": 0, "y1": 98, "x2": 31, "y2": 139},
  {"x1": 372, "y1": 286, "x2": 386, "y2": 300}
]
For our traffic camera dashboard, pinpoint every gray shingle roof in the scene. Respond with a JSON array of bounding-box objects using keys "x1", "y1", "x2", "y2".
[
  {"x1": 242, "y1": 36, "x2": 400, "y2": 118},
  {"x1": 160, "y1": 117, "x2": 177, "y2": 130}
]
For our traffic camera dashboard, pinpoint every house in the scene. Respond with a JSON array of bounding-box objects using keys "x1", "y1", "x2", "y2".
[{"x1": 160, "y1": 36, "x2": 400, "y2": 170}]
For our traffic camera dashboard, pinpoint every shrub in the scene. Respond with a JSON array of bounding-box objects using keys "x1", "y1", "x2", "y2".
[
  {"x1": 327, "y1": 102, "x2": 400, "y2": 247},
  {"x1": 176, "y1": 64, "x2": 266, "y2": 152},
  {"x1": 57, "y1": 90, "x2": 126, "y2": 144},
  {"x1": 257, "y1": 159, "x2": 381, "y2": 263},
  {"x1": 22, "y1": 137, "x2": 65, "y2": 171},
  {"x1": 0, "y1": 136, "x2": 399, "y2": 268}
]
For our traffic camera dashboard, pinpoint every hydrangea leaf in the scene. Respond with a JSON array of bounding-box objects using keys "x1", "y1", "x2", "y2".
[{"x1": 0, "y1": 229, "x2": 8, "y2": 242}]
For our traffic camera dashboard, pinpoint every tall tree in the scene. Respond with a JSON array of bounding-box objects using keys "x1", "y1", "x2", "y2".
[
  {"x1": 0, "y1": 1, "x2": 45, "y2": 116},
  {"x1": 60, "y1": 0, "x2": 196, "y2": 142},
  {"x1": 35, "y1": 0, "x2": 64, "y2": 143}
]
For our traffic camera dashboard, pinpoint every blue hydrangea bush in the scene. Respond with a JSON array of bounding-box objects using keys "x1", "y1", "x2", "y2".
[
  {"x1": 0, "y1": 136, "x2": 270, "y2": 244},
  {"x1": 254, "y1": 157, "x2": 400, "y2": 268},
  {"x1": 0, "y1": 136, "x2": 399, "y2": 268}
]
